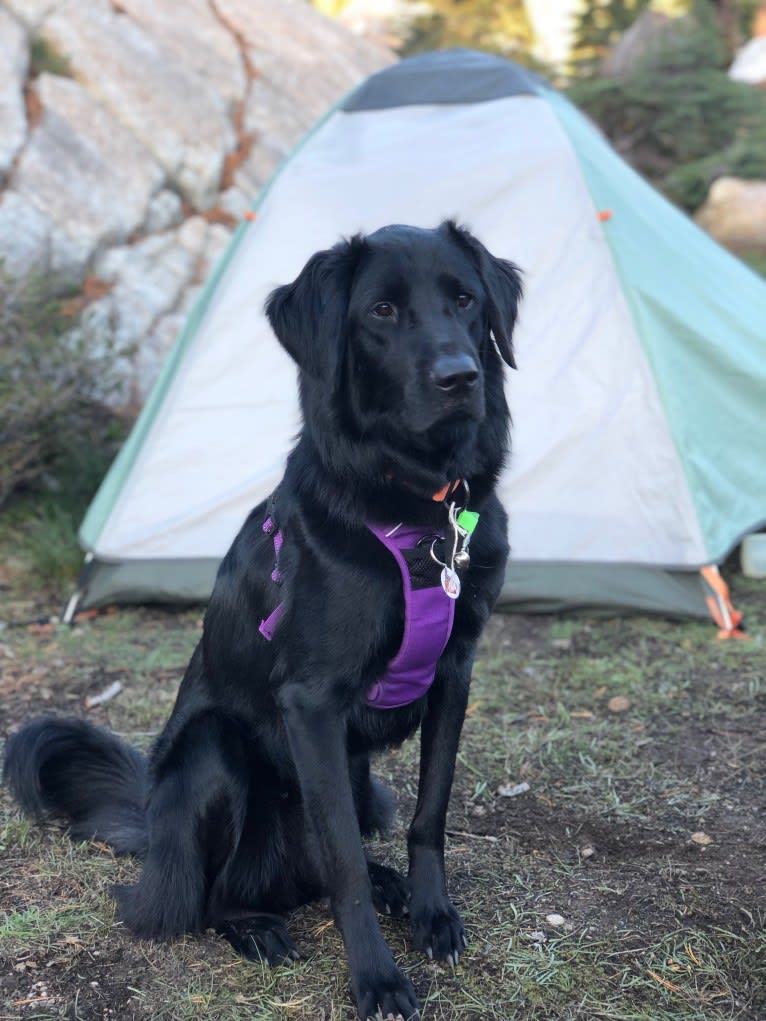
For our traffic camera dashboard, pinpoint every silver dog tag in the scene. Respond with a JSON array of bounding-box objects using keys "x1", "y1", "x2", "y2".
[
  {"x1": 454, "y1": 549, "x2": 470, "y2": 570},
  {"x1": 441, "y1": 566, "x2": 461, "y2": 599}
]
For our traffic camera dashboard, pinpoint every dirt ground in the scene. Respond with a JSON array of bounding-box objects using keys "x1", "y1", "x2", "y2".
[{"x1": 1, "y1": 573, "x2": 765, "y2": 1020}]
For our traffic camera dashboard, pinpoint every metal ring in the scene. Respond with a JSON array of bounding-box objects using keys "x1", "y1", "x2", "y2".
[{"x1": 429, "y1": 538, "x2": 446, "y2": 568}]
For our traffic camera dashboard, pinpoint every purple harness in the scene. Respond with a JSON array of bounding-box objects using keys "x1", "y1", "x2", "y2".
[{"x1": 258, "y1": 517, "x2": 456, "y2": 710}]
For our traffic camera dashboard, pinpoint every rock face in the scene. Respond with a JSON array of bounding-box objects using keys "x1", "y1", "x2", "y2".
[
  {"x1": 694, "y1": 177, "x2": 766, "y2": 252},
  {"x1": 0, "y1": 0, "x2": 392, "y2": 404},
  {"x1": 601, "y1": 10, "x2": 676, "y2": 77},
  {"x1": 41, "y1": 1, "x2": 236, "y2": 209},
  {"x1": 0, "y1": 7, "x2": 27, "y2": 178},
  {"x1": 729, "y1": 36, "x2": 766, "y2": 86},
  {"x1": 14, "y1": 74, "x2": 164, "y2": 269}
]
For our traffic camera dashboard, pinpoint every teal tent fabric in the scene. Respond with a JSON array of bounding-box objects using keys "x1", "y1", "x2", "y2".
[{"x1": 545, "y1": 88, "x2": 766, "y2": 562}]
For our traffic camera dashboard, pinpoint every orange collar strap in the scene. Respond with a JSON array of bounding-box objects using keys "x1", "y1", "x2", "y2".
[{"x1": 431, "y1": 479, "x2": 463, "y2": 503}]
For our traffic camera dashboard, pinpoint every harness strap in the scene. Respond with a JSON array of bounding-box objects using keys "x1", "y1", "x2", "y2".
[
  {"x1": 259, "y1": 514, "x2": 285, "y2": 640},
  {"x1": 257, "y1": 517, "x2": 456, "y2": 709},
  {"x1": 365, "y1": 523, "x2": 455, "y2": 709}
]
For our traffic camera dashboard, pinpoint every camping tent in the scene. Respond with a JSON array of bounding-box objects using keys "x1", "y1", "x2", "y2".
[{"x1": 70, "y1": 49, "x2": 766, "y2": 623}]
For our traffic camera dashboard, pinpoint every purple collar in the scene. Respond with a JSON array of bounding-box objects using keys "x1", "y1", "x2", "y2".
[{"x1": 258, "y1": 517, "x2": 456, "y2": 710}]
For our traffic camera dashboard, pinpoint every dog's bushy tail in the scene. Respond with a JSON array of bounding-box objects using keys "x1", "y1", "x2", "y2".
[{"x1": 4, "y1": 717, "x2": 149, "y2": 856}]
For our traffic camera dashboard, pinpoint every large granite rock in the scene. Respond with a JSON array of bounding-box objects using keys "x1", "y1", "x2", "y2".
[
  {"x1": 729, "y1": 36, "x2": 766, "y2": 85},
  {"x1": 0, "y1": 190, "x2": 50, "y2": 277},
  {"x1": 13, "y1": 74, "x2": 164, "y2": 273},
  {"x1": 695, "y1": 177, "x2": 766, "y2": 252},
  {"x1": 0, "y1": 0, "x2": 393, "y2": 402},
  {"x1": 3, "y1": 0, "x2": 55, "y2": 29},
  {"x1": 0, "y1": 7, "x2": 27, "y2": 179},
  {"x1": 229, "y1": 0, "x2": 393, "y2": 192},
  {"x1": 110, "y1": 0, "x2": 247, "y2": 110},
  {"x1": 85, "y1": 216, "x2": 232, "y2": 401},
  {"x1": 602, "y1": 10, "x2": 686, "y2": 77},
  {"x1": 41, "y1": 1, "x2": 235, "y2": 209}
]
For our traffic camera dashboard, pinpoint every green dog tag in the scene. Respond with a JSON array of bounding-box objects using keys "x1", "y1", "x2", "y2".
[{"x1": 457, "y1": 510, "x2": 480, "y2": 534}]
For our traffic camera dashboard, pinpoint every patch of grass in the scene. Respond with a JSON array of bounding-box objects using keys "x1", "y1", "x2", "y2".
[
  {"x1": 0, "y1": 444, "x2": 126, "y2": 594},
  {"x1": 0, "y1": 814, "x2": 41, "y2": 853},
  {"x1": 19, "y1": 501, "x2": 90, "y2": 590},
  {"x1": 1, "y1": 579, "x2": 764, "y2": 1020},
  {"x1": 464, "y1": 614, "x2": 764, "y2": 832},
  {"x1": 0, "y1": 269, "x2": 131, "y2": 594},
  {"x1": 0, "y1": 904, "x2": 111, "y2": 950}
]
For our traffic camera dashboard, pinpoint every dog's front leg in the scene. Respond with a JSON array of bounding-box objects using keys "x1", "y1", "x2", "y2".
[
  {"x1": 407, "y1": 648, "x2": 472, "y2": 966},
  {"x1": 278, "y1": 683, "x2": 420, "y2": 1021}
]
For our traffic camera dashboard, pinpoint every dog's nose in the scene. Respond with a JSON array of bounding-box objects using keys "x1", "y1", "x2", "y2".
[{"x1": 432, "y1": 354, "x2": 479, "y2": 392}]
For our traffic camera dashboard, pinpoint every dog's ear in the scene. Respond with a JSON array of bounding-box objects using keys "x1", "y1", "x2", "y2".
[
  {"x1": 443, "y1": 221, "x2": 522, "y2": 369},
  {"x1": 266, "y1": 238, "x2": 362, "y2": 380}
]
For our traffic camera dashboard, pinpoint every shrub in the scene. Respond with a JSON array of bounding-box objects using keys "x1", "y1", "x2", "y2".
[
  {"x1": 568, "y1": 15, "x2": 766, "y2": 211},
  {"x1": 0, "y1": 269, "x2": 127, "y2": 509},
  {"x1": 400, "y1": 0, "x2": 534, "y2": 60}
]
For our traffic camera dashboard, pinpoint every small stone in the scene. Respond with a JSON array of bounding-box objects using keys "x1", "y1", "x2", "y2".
[
  {"x1": 607, "y1": 695, "x2": 631, "y2": 713},
  {"x1": 545, "y1": 913, "x2": 566, "y2": 927},
  {"x1": 550, "y1": 637, "x2": 572, "y2": 650},
  {"x1": 496, "y1": 781, "x2": 531, "y2": 798},
  {"x1": 690, "y1": 831, "x2": 712, "y2": 846},
  {"x1": 580, "y1": 845, "x2": 595, "y2": 859}
]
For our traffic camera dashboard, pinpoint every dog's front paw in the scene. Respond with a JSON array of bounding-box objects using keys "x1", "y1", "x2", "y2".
[
  {"x1": 351, "y1": 956, "x2": 420, "y2": 1021},
  {"x1": 409, "y1": 895, "x2": 466, "y2": 967}
]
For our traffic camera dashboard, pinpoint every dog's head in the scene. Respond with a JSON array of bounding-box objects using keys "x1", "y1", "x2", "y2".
[{"x1": 266, "y1": 221, "x2": 521, "y2": 444}]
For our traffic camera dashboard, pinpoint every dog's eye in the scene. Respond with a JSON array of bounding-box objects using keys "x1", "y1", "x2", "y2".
[
  {"x1": 457, "y1": 292, "x2": 474, "y2": 309},
  {"x1": 370, "y1": 302, "x2": 396, "y2": 320}
]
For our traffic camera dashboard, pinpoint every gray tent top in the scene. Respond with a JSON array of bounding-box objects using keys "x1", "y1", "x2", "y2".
[{"x1": 343, "y1": 48, "x2": 543, "y2": 110}]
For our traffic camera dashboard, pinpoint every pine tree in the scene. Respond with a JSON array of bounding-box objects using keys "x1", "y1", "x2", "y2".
[{"x1": 401, "y1": 0, "x2": 534, "y2": 60}]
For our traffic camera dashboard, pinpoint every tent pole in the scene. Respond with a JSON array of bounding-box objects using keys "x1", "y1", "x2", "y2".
[{"x1": 62, "y1": 552, "x2": 95, "y2": 625}]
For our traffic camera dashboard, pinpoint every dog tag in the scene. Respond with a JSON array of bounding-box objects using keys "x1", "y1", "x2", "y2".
[
  {"x1": 454, "y1": 549, "x2": 470, "y2": 570},
  {"x1": 456, "y1": 510, "x2": 480, "y2": 535},
  {"x1": 441, "y1": 565, "x2": 461, "y2": 599}
]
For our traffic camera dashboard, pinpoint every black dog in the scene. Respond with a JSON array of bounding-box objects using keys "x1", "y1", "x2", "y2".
[{"x1": 5, "y1": 221, "x2": 521, "y2": 1021}]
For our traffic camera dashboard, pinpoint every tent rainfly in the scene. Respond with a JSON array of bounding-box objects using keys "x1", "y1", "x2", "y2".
[{"x1": 69, "y1": 49, "x2": 766, "y2": 628}]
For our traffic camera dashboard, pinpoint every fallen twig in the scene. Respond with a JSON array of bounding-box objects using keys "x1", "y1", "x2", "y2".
[
  {"x1": 446, "y1": 830, "x2": 499, "y2": 843},
  {"x1": 85, "y1": 680, "x2": 122, "y2": 708}
]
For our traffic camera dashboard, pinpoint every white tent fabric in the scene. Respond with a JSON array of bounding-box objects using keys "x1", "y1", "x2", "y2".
[{"x1": 93, "y1": 94, "x2": 705, "y2": 569}]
